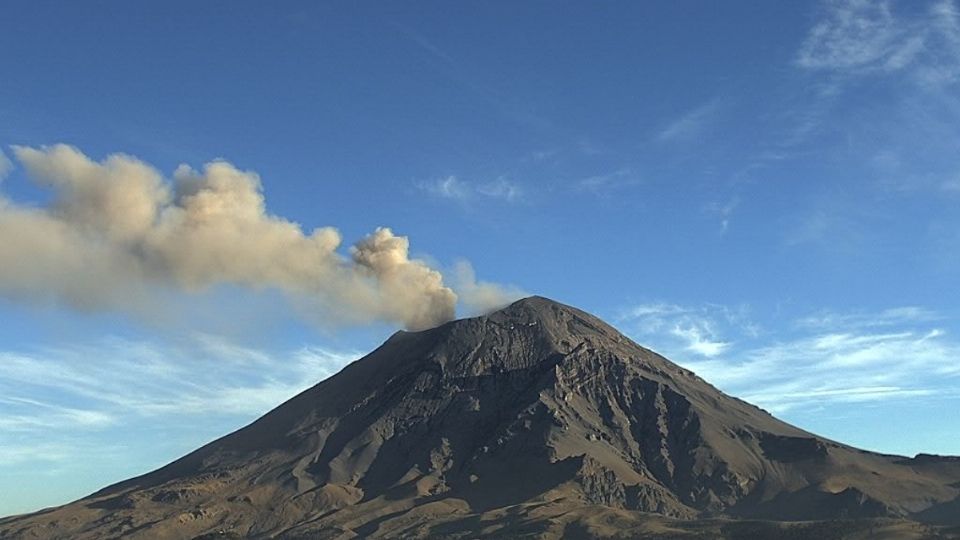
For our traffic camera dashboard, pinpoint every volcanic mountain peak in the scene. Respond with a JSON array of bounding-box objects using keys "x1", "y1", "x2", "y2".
[
  {"x1": 365, "y1": 296, "x2": 612, "y2": 382},
  {"x1": 481, "y1": 295, "x2": 607, "y2": 332},
  {"x1": 2, "y1": 297, "x2": 960, "y2": 539},
  {"x1": 396, "y1": 296, "x2": 684, "y2": 380}
]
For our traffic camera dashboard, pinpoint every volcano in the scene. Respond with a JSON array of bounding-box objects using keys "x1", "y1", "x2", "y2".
[{"x1": 2, "y1": 297, "x2": 959, "y2": 539}]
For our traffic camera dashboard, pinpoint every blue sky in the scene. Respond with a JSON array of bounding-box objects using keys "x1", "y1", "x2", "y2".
[{"x1": 2, "y1": 0, "x2": 960, "y2": 517}]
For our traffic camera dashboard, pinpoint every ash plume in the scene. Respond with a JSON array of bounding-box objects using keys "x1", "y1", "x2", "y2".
[{"x1": 0, "y1": 144, "x2": 517, "y2": 330}]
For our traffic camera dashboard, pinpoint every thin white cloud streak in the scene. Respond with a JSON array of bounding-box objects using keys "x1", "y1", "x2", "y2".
[
  {"x1": 619, "y1": 302, "x2": 749, "y2": 358},
  {"x1": 798, "y1": 0, "x2": 960, "y2": 86},
  {"x1": 620, "y1": 302, "x2": 960, "y2": 414},
  {"x1": 476, "y1": 177, "x2": 523, "y2": 202},
  {"x1": 576, "y1": 168, "x2": 640, "y2": 194},
  {"x1": 771, "y1": 0, "x2": 960, "y2": 185},
  {"x1": 657, "y1": 98, "x2": 723, "y2": 142},
  {"x1": 0, "y1": 336, "x2": 349, "y2": 511},
  {"x1": 688, "y1": 326, "x2": 960, "y2": 414},
  {"x1": 419, "y1": 175, "x2": 523, "y2": 203},
  {"x1": 0, "y1": 397, "x2": 115, "y2": 431},
  {"x1": 783, "y1": 0, "x2": 960, "y2": 239},
  {"x1": 704, "y1": 197, "x2": 740, "y2": 234},
  {"x1": 670, "y1": 325, "x2": 730, "y2": 357},
  {"x1": 782, "y1": 203, "x2": 871, "y2": 250},
  {"x1": 421, "y1": 175, "x2": 471, "y2": 201},
  {"x1": 0, "y1": 336, "x2": 359, "y2": 457},
  {"x1": 795, "y1": 306, "x2": 942, "y2": 330},
  {"x1": 0, "y1": 443, "x2": 76, "y2": 466},
  {"x1": 797, "y1": 0, "x2": 919, "y2": 72}
]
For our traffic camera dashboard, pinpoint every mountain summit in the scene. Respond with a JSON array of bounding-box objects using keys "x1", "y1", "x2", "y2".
[{"x1": 3, "y1": 297, "x2": 959, "y2": 539}]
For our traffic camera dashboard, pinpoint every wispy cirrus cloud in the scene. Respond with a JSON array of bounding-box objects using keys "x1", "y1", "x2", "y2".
[
  {"x1": 688, "y1": 326, "x2": 960, "y2": 414},
  {"x1": 0, "y1": 335, "x2": 360, "y2": 514},
  {"x1": 670, "y1": 325, "x2": 730, "y2": 357},
  {"x1": 657, "y1": 98, "x2": 724, "y2": 142},
  {"x1": 620, "y1": 301, "x2": 960, "y2": 415},
  {"x1": 797, "y1": 0, "x2": 922, "y2": 72},
  {"x1": 618, "y1": 302, "x2": 754, "y2": 358},
  {"x1": 798, "y1": 0, "x2": 960, "y2": 85},
  {"x1": 704, "y1": 197, "x2": 740, "y2": 235},
  {"x1": 0, "y1": 335, "x2": 358, "y2": 454},
  {"x1": 0, "y1": 397, "x2": 115, "y2": 431},
  {"x1": 795, "y1": 305, "x2": 942, "y2": 330},
  {"x1": 418, "y1": 175, "x2": 523, "y2": 203},
  {"x1": 476, "y1": 177, "x2": 523, "y2": 201},
  {"x1": 773, "y1": 0, "x2": 960, "y2": 187},
  {"x1": 782, "y1": 197, "x2": 876, "y2": 251},
  {"x1": 576, "y1": 168, "x2": 641, "y2": 194}
]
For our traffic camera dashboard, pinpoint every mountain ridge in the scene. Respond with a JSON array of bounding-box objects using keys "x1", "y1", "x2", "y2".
[{"x1": 2, "y1": 296, "x2": 959, "y2": 539}]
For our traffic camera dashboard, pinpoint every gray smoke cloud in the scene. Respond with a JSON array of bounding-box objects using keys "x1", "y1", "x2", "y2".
[
  {"x1": 451, "y1": 260, "x2": 526, "y2": 316},
  {"x1": 0, "y1": 145, "x2": 518, "y2": 330}
]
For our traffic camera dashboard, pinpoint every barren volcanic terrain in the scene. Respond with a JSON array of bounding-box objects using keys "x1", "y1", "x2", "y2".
[{"x1": 2, "y1": 297, "x2": 959, "y2": 539}]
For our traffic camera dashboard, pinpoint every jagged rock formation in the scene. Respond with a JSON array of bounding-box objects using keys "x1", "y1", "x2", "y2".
[{"x1": 2, "y1": 297, "x2": 959, "y2": 539}]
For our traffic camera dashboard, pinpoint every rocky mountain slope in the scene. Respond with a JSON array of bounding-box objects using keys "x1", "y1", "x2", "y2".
[{"x1": 2, "y1": 296, "x2": 959, "y2": 539}]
